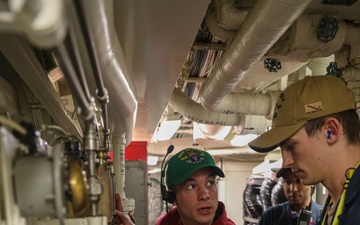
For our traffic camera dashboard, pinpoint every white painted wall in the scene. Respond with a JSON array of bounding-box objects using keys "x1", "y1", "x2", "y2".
[{"x1": 217, "y1": 160, "x2": 261, "y2": 225}]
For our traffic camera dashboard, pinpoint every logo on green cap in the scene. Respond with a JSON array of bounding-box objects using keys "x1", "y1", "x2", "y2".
[{"x1": 178, "y1": 149, "x2": 205, "y2": 164}]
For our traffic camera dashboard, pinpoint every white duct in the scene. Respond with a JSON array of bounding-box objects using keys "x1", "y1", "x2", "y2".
[
  {"x1": 193, "y1": 115, "x2": 272, "y2": 148},
  {"x1": 170, "y1": 87, "x2": 277, "y2": 144},
  {"x1": 342, "y1": 67, "x2": 360, "y2": 82},
  {"x1": 308, "y1": 56, "x2": 335, "y2": 76},
  {"x1": 194, "y1": 123, "x2": 233, "y2": 140},
  {"x1": 199, "y1": 0, "x2": 313, "y2": 111},
  {"x1": 206, "y1": 5, "x2": 236, "y2": 42},
  {"x1": 213, "y1": 0, "x2": 248, "y2": 31},
  {"x1": 82, "y1": 0, "x2": 137, "y2": 145},
  {"x1": 344, "y1": 23, "x2": 360, "y2": 66},
  {"x1": 169, "y1": 88, "x2": 243, "y2": 126},
  {"x1": 335, "y1": 23, "x2": 360, "y2": 102},
  {"x1": 268, "y1": 15, "x2": 346, "y2": 62},
  {"x1": 209, "y1": 91, "x2": 280, "y2": 119},
  {"x1": 0, "y1": 0, "x2": 67, "y2": 48},
  {"x1": 171, "y1": 87, "x2": 278, "y2": 125}
]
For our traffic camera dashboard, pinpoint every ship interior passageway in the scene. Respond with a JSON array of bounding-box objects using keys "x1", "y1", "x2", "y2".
[{"x1": 0, "y1": 0, "x2": 360, "y2": 224}]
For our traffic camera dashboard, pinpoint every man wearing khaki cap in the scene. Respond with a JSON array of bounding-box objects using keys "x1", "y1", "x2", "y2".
[{"x1": 248, "y1": 76, "x2": 360, "y2": 225}]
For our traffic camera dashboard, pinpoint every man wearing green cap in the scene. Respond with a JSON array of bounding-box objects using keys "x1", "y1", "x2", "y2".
[
  {"x1": 155, "y1": 148, "x2": 235, "y2": 225},
  {"x1": 248, "y1": 75, "x2": 360, "y2": 225}
]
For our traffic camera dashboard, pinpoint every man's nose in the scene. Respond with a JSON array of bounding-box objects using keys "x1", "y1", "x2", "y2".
[
  {"x1": 288, "y1": 183, "x2": 299, "y2": 192},
  {"x1": 281, "y1": 150, "x2": 294, "y2": 168},
  {"x1": 198, "y1": 186, "x2": 210, "y2": 200}
]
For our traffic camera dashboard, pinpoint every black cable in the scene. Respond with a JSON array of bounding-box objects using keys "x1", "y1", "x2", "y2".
[{"x1": 160, "y1": 145, "x2": 174, "y2": 225}]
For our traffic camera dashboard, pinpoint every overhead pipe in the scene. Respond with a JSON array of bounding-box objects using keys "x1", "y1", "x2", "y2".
[
  {"x1": 81, "y1": 0, "x2": 137, "y2": 145},
  {"x1": 74, "y1": 0, "x2": 110, "y2": 146},
  {"x1": 213, "y1": 0, "x2": 248, "y2": 31},
  {"x1": 308, "y1": 56, "x2": 335, "y2": 76},
  {"x1": 113, "y1": 135, "x2": 135, "y2": 214},
  {"x1": 170, "y1": 88, "x2": 275, "y2": 142},
  {"x1": 0, "y1": 0, "x2": 67, "y2": 48},
  {"x1": 343, "y1": 23, "x2": 360, "y2": 66},
  {"x1": 171, "y1": 88, "x2": 278, "y2": 122},
  {"x1": 53, "y1": 40, "x2": 95, "y2": 124},
  {"x1": 206, "y1": 5, "x2": 236, "y2": 42},
  {"x1": 199, "y1": 0, "x2": 313, "y2": 111},
  {"x1": 341, "y1": 23, "x2": 360, "y2": 102},
  {"x1": 207, "y1": 91, "x2": 280, "y2": 119},
  {"x1": 0, "y1": 34, "x2": 83, "y2": 140},
  {"x1": 267, "y1": 15, "x2": 346, "y2": 62},
  {"x1": 169, "y1": 88, "x2": 243, "y2": 126}
]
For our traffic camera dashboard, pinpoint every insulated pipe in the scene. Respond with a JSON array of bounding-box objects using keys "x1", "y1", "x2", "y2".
[
  {"x1": 338, "y1": 23, "x2": 360, "y2": 102},
  {"x1": 65, "y1": 15, "x2": 92, "y2": 104},
  {"x1": 53, "y1": 42, "x2": 95, "y2": 123},
  {"x1": 209, "y1": 91, "x2": 280, "y2": 119},
  {"x1": 341, "y1": 67, "x2": 360, "y2": 82},
  {"x1": 213, "y1": 0, "x2": 248, "y2": 31},
  {"x1": 169, "y1": 88, "x2": 243, "y2": 126},
  {"x1": 113, "y1": 135, "x2": 126, "y2": 201},
  {"x1": 73, "y1": 0, "x2": 110, "y2": 145},
  {"x1": 171, "y1": 88, "x2": 278, "y2": 123},
  {"x1": 206, "y1": 6, "x2": 236, "y2": 42},
  {"x1": 199, "y1": 0, "x2": 312, "y2": 111},
  {"x1": 308, "y1": 56, "x2": 335, "y2": 76},
  {"x1": 344, "y1": 23, "x2": 360, "y2": 66},
  {"x1": 0, "y1": 0, "x2": 67, "y2": 48},
  {"x1": 81, "y1": 0, "x2": 137, "y2": 145},
  {"x1": 113, "y1": 134, "x2": 135, "y2": 214}
]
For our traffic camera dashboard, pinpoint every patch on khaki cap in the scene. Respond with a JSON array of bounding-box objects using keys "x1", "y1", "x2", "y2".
[{"x1": 305, "y1": 101, "x2": 323, "y2": 114}]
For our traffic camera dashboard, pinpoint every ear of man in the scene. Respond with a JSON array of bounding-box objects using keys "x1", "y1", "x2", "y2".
[{"x1": 324, "y1": 117, "x2": 342, "y2": 144}]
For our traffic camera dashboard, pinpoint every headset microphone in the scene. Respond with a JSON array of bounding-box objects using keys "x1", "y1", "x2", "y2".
[{"x1": 160, "y1": 145, "x2": 176, "y2": 203}]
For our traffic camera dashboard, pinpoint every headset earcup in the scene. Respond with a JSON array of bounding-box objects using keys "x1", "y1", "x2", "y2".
[{"x1": 166, "y1": 191, "x2": 176, "y2": 204}]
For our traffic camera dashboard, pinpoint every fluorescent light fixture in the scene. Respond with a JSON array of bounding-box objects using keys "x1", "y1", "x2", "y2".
[
  {"x1": 148, "y1": 168, "x2": 162, "y2": 174},
  {"x1": 147, "y1": 156, "x2": 159, "y2": 166},
  {"x1": 230, "y1": 134, "x2": 257, "y2": 147},
  {"x1": 156, "y1": 118, "x2": 181, "y2": 141}
]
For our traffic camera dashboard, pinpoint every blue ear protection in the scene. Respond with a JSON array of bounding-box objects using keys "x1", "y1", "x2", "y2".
[{"x1": 327, "y1": 131, "x2": 331, "y2": 139}]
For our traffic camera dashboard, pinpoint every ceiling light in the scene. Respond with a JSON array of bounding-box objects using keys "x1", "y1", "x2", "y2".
[
  {"x1": 147, "y1": 156, "x2": 159, "y2": 166},
  {"x1": 156, "y1": 116, "x2": 181, "y2": 141},
  {"x1": 230, "y1": 134, "x2": 257, "y2": 147}
]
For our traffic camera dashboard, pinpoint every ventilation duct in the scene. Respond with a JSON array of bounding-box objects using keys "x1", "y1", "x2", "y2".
[{"x1": 199, "y1": 0, "x2": 313, "y2": 111}]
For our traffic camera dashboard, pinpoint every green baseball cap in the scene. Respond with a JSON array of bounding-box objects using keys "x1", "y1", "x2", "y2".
[
  {"x1": 248, "y1": 76, "x2": 356, "y2": 153},
  {"x1": 166, "y1": 148, "x2": 225, "y2": 188}
]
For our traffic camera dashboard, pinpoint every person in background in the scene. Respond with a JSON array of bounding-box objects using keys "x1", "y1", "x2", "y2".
[
  {"x1": 155, "y1": 148, "x2": 235, "y2": 225},
  {"x1": 257, "y1": 167, "x2": 322, "y2": 225},
  {"x1": 248, "y1": 75, "x2": 360, "y2": 225}
]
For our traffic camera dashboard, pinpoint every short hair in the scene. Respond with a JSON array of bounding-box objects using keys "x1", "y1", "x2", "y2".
[{"x1": 304, "y1": 109, "x2": 360, "y2": 144}]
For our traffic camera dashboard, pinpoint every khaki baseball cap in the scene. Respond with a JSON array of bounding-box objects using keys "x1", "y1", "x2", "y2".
[{"x1": 248, "y1": 75, "x2": 356, "y2": 153}]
